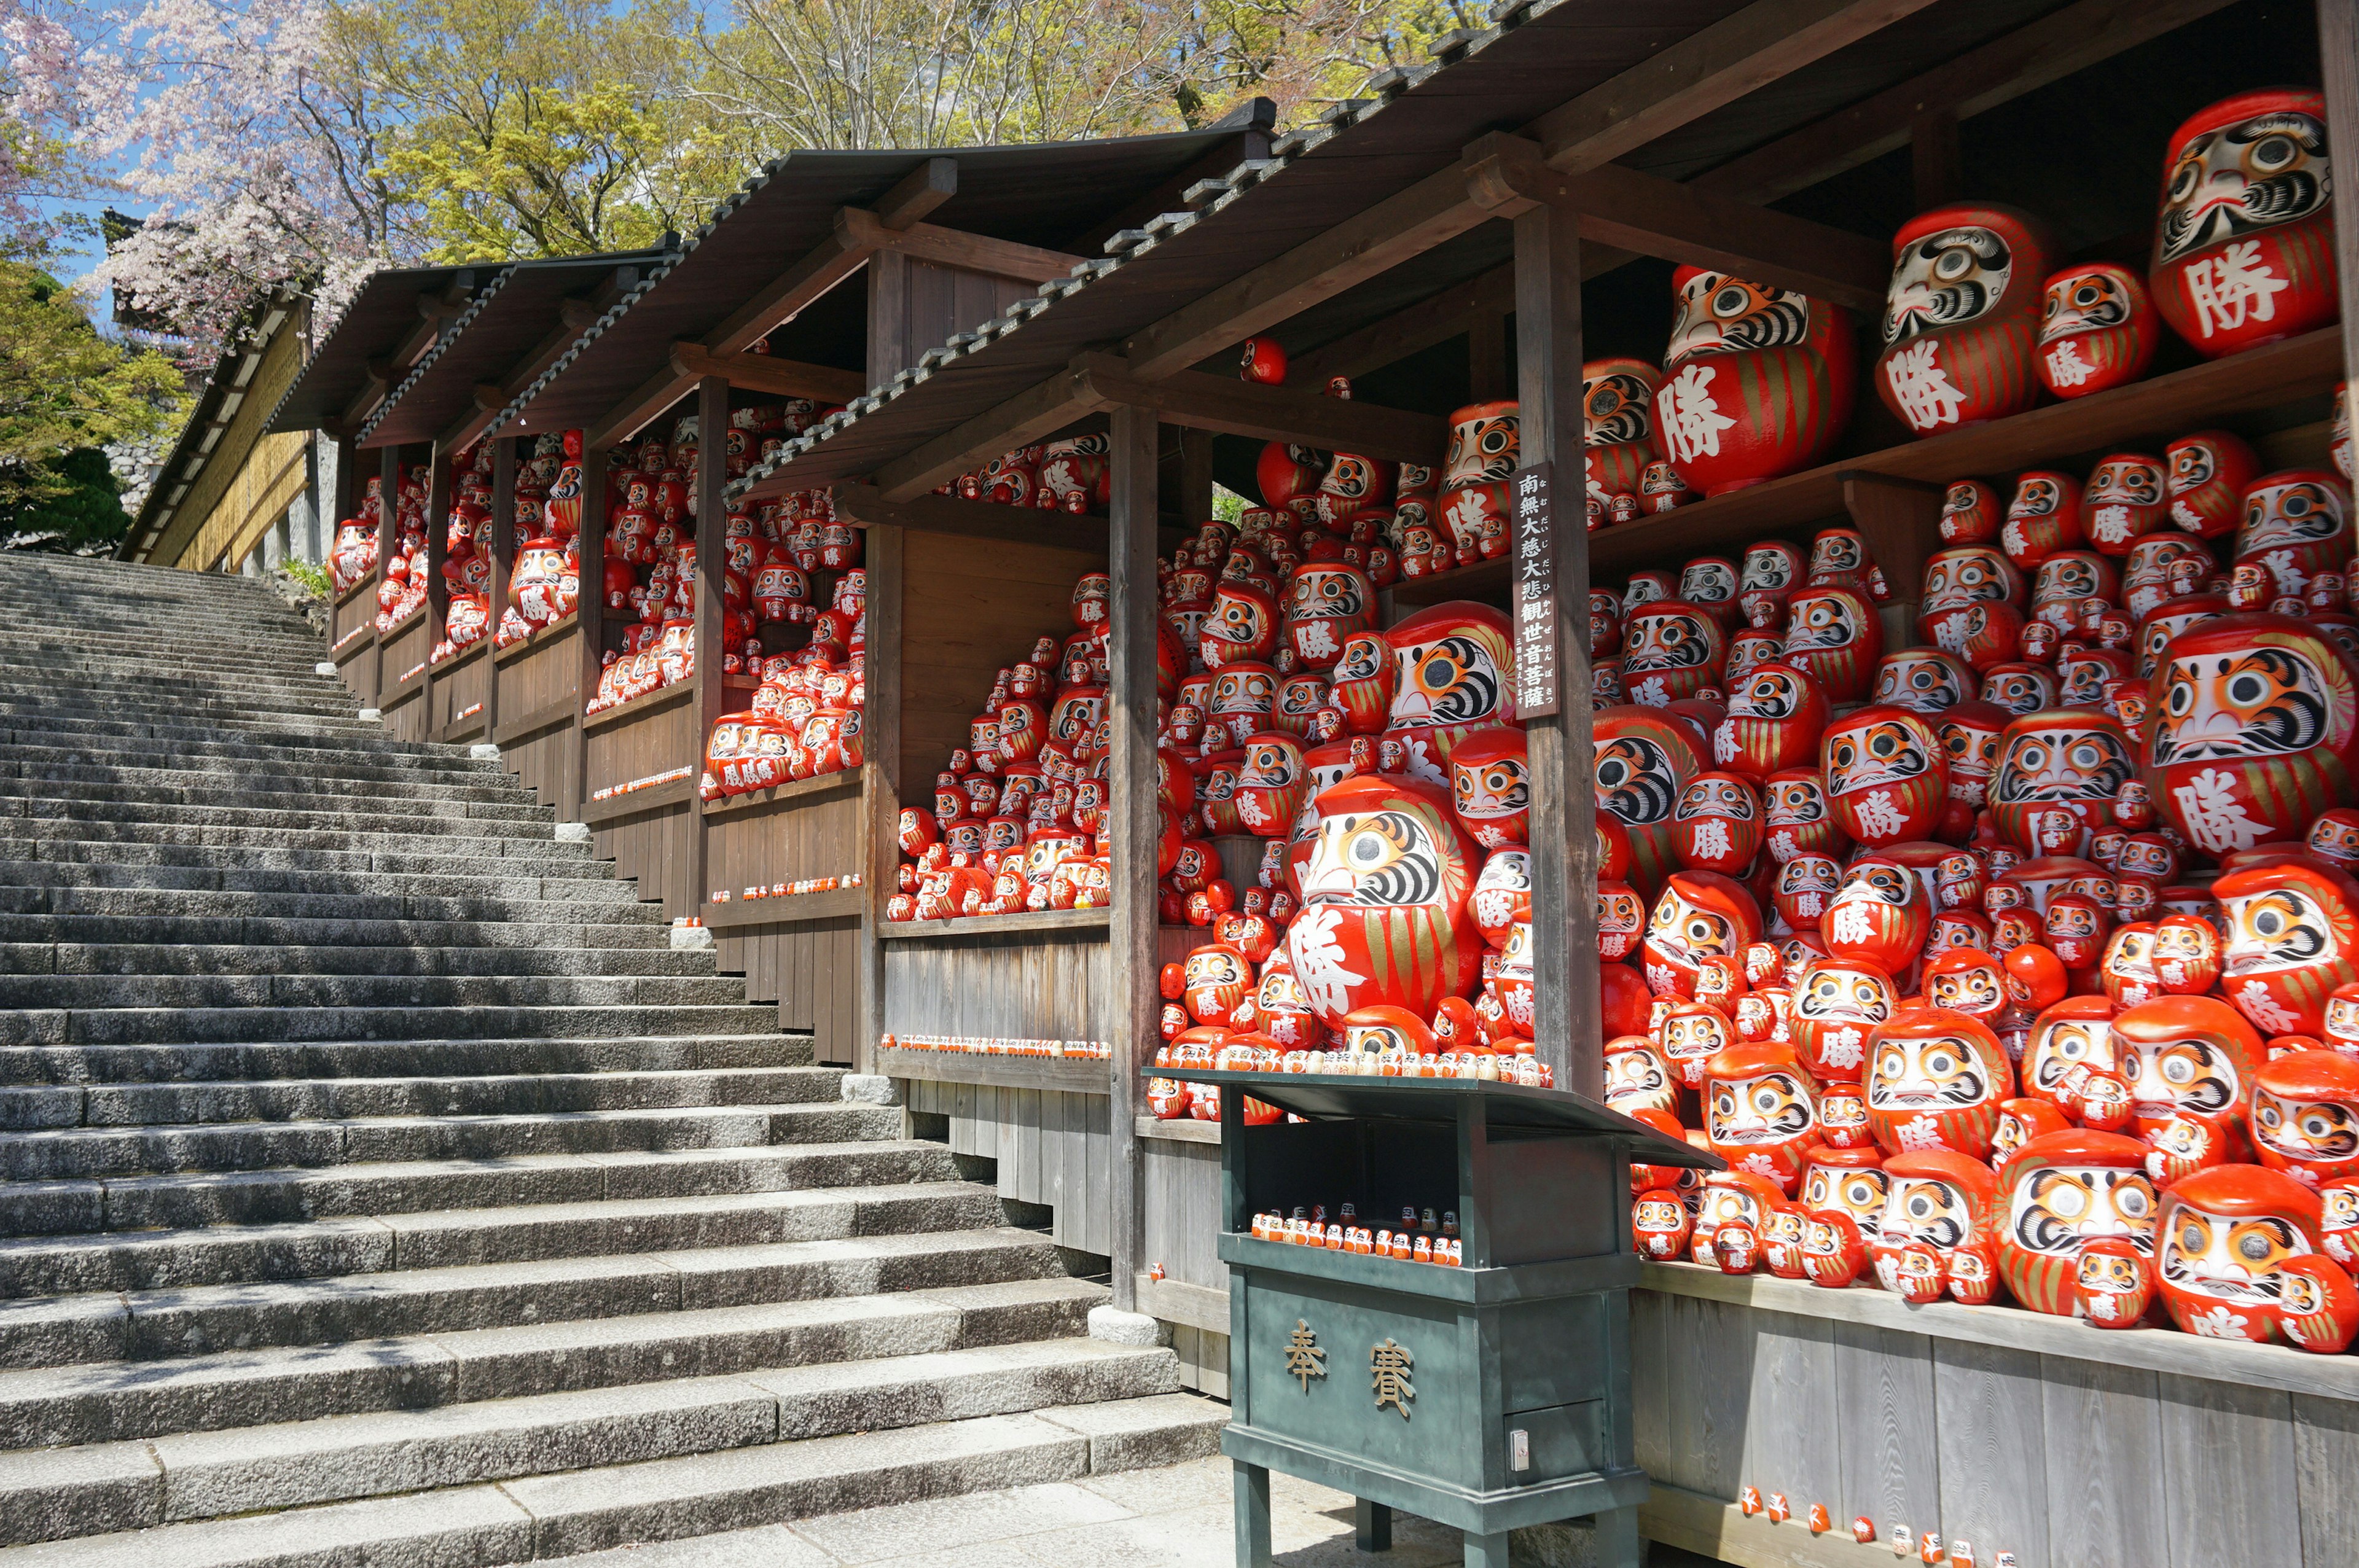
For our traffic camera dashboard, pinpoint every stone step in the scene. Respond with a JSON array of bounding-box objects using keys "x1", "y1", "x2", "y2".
[
  {"x1": 1, "y1": 763, "x2": 532, "y2": 807},
  {"x1": 0, "y1": 1138, "x2": 952, "y2": 1238},
  {"x1": 0, "y1": 883, "x2": 666, "y2": 929},
  {"x1": 0, "y1": 1342, "x2": 1186, "y2": 1547},
  {"x1": 0, "y1": 838, "x2": 600, "y2": 880},
  {"x1": 0, "y1": 1099, "x2": 896, "y2": 1181},
  {"x1": 0, "y1": 1002, "x2": 786, "y2": 1049},
  {"x1": 0, "y1": 914, "x2": 675, "y2": 953},
  {"x1": 0, "y1": 855, "x2": 628, "y2": 897},
  {"x1": 0, "y1": 1226, "x2": 1062, "y2": 1368},
  {"x1": 0, "y1": 1277, "x2": 1106, "y2": 1448},
  {"x1": 12, "y1": 795, "x2": 555, "y2": 835},
  {"x1": 0, "y1": 739, "x2": 505, "y2": 787},
  {"x1": 0, "y1": 1181, "x2": 1000, "y2": 1298},
  {"x1": 0, "y1": 942, "x2": 716, "y2": 981},
  {"x1": 9, "y1": 816, "x2": 569, "y2": 855},
  {"x1": 0, "y1": 1032, "x2": 806, "y2": 1088},
  {"x1": 0, "y1": 1065, "x2": 840, "y2": 1133},
  {"x1": 0, "y1": 972, "x2": 749, "y2": 1014}
]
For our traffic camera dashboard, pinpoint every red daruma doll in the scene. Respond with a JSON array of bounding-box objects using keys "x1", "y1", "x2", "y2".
[
  {"x1": 1875, "y1": 203, "x2": 2055, "y2": 436},
  {"x1": 1651, "y1": 267, "x2": 1854, "y2": 496},
  {"x1": 2151, "y1": 88, "x2": 2339, "y2": 359},
  {"x1": 2036, "y1": 262, "x2": 2158, "y2": 398},
  {"x1": 1282, "y1": 774, "x2": 1482, "y2": 1028}
]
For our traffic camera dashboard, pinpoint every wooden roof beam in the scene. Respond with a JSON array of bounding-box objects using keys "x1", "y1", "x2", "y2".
[
  {"x1": 1118, "y1": 135, "x2": 1538, "y2": 380},
  {"x1": 1498, "y1": 156, "x2": 1890, "y2": 312},
  {"x1": 1529, "y1": 0, "x2": 1943, "y2": 174},
  {"x1": 671, "y1": 342, "x2": 867, "y2": 404},
  {"x1": 836, "y1": 208, "x2": 1083, "y2": 284},
  {"x1": 875, "y1": 157, "x2": 958, "y2": 230},
  {"x1": 1294, "y1": 263, "x2": 1516, "y2": 383},
  {"x1": 1695, "y1": 0, "x2": 2240, "y2": 204},
  {"x1": 865, "y1": 362, "x2": 1106, "y2": 504},
  {"x1": 702, "y1": 225, "x2": 875, "y2": 360},
  {"x1": 1076, "y1": 355, "x2": 1447, "y2": 464},
  {"x1": 440, "y1": 265, "x2": 652, "y2": 453},
  {"x1": 337, "y1": 357, "x2": 394, "y2": 432}
]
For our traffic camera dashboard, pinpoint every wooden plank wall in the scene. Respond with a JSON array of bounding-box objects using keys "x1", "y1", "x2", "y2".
[
  {"x1": 882, "y1": 928, "x2": 1110, "y2": 1041},
  {"x1": 718, "y1": 918, "x2": 859, "y2": 1063},
  {"x1": 1632, "y1": 1286, "x2": 2359, "y2": 1568},
  {"x1": 430, "y1": 645, "x2": 488, "y2": 739},
  {"x1": 867, "y1": 255, "x2": 1039, "y2": 391},
  {"x1": 596, "y1": 800, "x2": 694, "y2": 918},
  {"x1": 896, "y1": 531, "x2": 1104, "y2": 809},
  {"x1": 496, "y1": 625, "x2": 581, "y2": 812},
  {"x1": 907, "y1": 1078, "x2": 1113, "y2": 1255}
]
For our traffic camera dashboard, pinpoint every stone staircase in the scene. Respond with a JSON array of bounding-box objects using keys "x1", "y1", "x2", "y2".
[{"x1": 0, "y1": 555, "x2": 1218, "y2": 1566}]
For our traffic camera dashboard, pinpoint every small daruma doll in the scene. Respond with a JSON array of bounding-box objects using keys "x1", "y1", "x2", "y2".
[
  {"x1": 1283, "y1": 774, "x2": 1484, "y2": 1027},
  {"x1": 1449, "y1": 727, "x2": 1529, "y2": 849},
  {"x1": 2151, "y1": 88, "x2": 2339, "y2": 359},
  {"x1": 1820, "y1": 705, "x2": 1945, "y2": 848},
  {"x1": 2143, "y1": 612, "x2": 2359, "y2": 857},
  {"x1": 2234, "y1": 470, "x2": 2352, "y2": 599},
  {"x1": 1595, "y1": 707, "x2": 1704, "y2": 897},
  {"x1": 1995, "y1": 1129, "x2": 2158, "y2": 1316},
  {"x1": 1672, "y1": 773, "x2": 1763, "y2": 875},
  {"x1": 1651, "y1": 267, "x2": 1856, "y2": 496},
  {"x1": 1621, "y1": 601, "x2": 1726, "y2": 708},
  {"x1": 1790, "y1": 958, "x2": 1895, "y2": 1083},
  {"x1": 2155, "y1": 1163, "x2": 2328, "y2": 1343},
  {"x1": 1582, "y1": 357, "x2": 1661, "y2": 506},
  {"x1": 1703, "y1": 1042, "x2": 1821, "y2": 1194},
  {"x1": 1867, "y1": 1009, "x2": 2015, "y2": 1158},
  {"x1": 1988, "y1": 709, "x2": 2137, "y2": 856},
  {"x1": 1711, "y1": 661, "x2": 1828, "y2": 779},
  {"x1": 1874, "y1": 1150, "x2": 2000, "y2": 1303},
  {"x1": 2037, "y1": 262, "x2": 2157, "y2": 397},
  {"x1": 1780, "y1": 583, "x2": 1883, "y2": 703},
  {"x1": 1875, "y1": 203, "x2": 2056, "y2": 435},
  {"x1": 1823, "y1": 857, "x2": 1930, "y2": 976}
]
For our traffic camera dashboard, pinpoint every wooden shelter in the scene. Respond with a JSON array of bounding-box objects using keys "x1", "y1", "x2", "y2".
[{"x1": 710, "y1": 1, "x2": 2359, "y2": 1563}]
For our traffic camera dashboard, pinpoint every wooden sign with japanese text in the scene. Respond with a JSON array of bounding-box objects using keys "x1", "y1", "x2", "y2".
[{"x1": 1510, "y1": 462, "x2": 1560, "y2": 718}]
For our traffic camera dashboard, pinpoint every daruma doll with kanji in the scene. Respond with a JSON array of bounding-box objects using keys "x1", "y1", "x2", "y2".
[
  {"x1": 1594, "y1": 705, "x2": 1704, "y2": 900},
  {"x1": 2143, "y1": 612, "x2": 2359, "y2": 857},
  {"x1": 1281, "y1": 774, "x2": 1483, "y2": 1028},
  {"x1": 1380, "y1": 600, "x2": 1516, "y2": 787},
  {"x1": 1874, "y1": 203, "x2": 2056, "y2": 435},
  {"x1": 2151, "y1": 88, "x2": 2339, "y2": 359},
  {"x1": 1649, "y1": 267, "x2": 1855, "y2": 496}
]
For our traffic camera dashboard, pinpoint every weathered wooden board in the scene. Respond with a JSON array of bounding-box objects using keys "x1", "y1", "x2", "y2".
[
  {"x1": 907, "y1": 1077, "x2": 1112, "y2": 1254},
  {"x1": 1140, "y1": 1134, "x2": 1224, "y2": 1292},
  {"x1": 1933, "y1": 1339, "x2": 2048, "y2": 1567},
  {"x1": 2041, "y1": 1355, "x2": 2167, "y2": 1568},
  {"x1": 881, "y1": 926, "x2": 1111, "y2": 1043},
  {"x1": 2156, "y1": 1371, "x2": 2299, "y2": 1568},
  {"x1": 429, "y1": 642, "x2": 488, "y2": 738}
]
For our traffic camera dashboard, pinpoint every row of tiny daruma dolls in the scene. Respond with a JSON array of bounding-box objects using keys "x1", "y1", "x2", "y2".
[{"x1": 1589, "y1": 441, "x2": 2359, "y2": 1349}]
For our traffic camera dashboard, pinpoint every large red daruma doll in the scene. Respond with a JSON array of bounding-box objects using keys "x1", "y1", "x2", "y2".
[
  {"x1": 1987, "y1": 709, "x2": 2138, "y2": 856},
  {"x1": 2144, "y1": 612, "x2": 2359, "y2": 857},
  {"x1": 1651, "y1": 267, "x2": 1855, "y2": 496},
  {"x1": 1582, "y1": 357, "x2": 1661, "y2": 505},
  {"x1": 1381, "y1": 601, "x2": 1516, "y2": 787},
  {"x1": 1994, "y1": 1129, "x2": 2159, "y2": 1316},
  {"x1": 1875, "y1": 203, "x2": 2056, "y2": 436},
  {"x1": 2151, "y1": 88, "x2": 2339, "y2": 359},
  {"x1": 1283, "y1": 774, "x2": 1483, "y2": 1028}
]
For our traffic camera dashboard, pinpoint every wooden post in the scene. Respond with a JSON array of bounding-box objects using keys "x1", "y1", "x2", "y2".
[
  {"x1": 2320, "y1": 0, "x2": 2359, "y2": 392},
  {"x1": 421, "y1": 448, "x2": 454, "y2": 729},
  {"x1": 373, "y1": 445, "x2": 399, "y2": 702},
  {"x1": 571, "y1": 445, "x2": 609, "y2": 824},
  {"x1": 1106, "y1": 402, "x2": 1160, "y2": 1311},
  {"x1": 1468, "y1": 307, "x2": 1510, "y2": 403},
  {"x1": 1512, "y1": 197, "x2": 1600, "y2": 1093},
  {"x1": 487, "y1": 436, "x2": 516, "y2": 739},
  {"x1": 1843, "y1": 474, "x2": 1943, "y2": 650},
  {"x1": 688, "y1": 376, "x2": 730, "y2": 919},
  {"x1": 858, "y1": 521, "x2": 904, "y2": 1077},
  {"x1": 1910, "y1": 109, "x2": 1963, "y2": 210},
  {"x1": 1178, "y1": 427, "x2": 1215, "y2": 526}
]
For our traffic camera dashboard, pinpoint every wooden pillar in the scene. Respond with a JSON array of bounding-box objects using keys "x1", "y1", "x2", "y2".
[
  {"x1": 1844, "y1": 474, "x2": 1942, "y2": 650},
  {"x1": 1106, "y1": 402, "x2": 1160, "y2": 1311},
  {"x1": 1911, "y1": 110, "x2": 1963, "y2": 211},
  {"x1": 1178, "y1": 428, "x2": 1215, "y2": 525},
  {"x1": 487, "y1": 436, "x2": 517, "y2": 739},
  {"x1": 858, "y1": 521, "x2": 905, "y2": 1077},
  {"x1": 571, "y1": 445, "x2": 609, "y2": 823},
  {"x1": 373, "y1": 445, "x2": 399, "y2": 703},
  {"x1": 422, "y1": 448, "x2": 454, "y2": 725},
  {"x1": 687, "y1": 377, "x2": 730, "y2": 918},
  {"x1": 1512, "y1": 197, "x2": 1600, "y2": 1094},
  {"x1": 2320, "y1": 0, "x2": 2359, "y2": 393},
  {"x1": 1468, "y1": 308, "x2": 1510, "y2": 403}
]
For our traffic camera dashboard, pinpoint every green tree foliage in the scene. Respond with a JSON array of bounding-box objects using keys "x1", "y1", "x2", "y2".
[
  {"x1": 0, "y1": 447, "x2": 137, "y2": 552},
  {"x1": 0, "y1": 263, "x2": 181, "y2": 518},
  {"x1": 331, "y1": 0, "x2": 743, "y2": 262}
]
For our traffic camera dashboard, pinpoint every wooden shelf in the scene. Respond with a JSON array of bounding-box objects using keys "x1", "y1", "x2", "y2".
[
  {"x1": 582, "y1": 680, "x2": 695, "y2": 734},
  {"x1": 700, "y1": 886, "x2": 864, "y2": 928},
  {"x1": 494, "y1": 616, "x2": 577, "y2": 665},
  {"x1": 581, "y1": 774, "x2": 695, "y2": 827},
  {"x1": 431, "y1": 639, "x2": 487, "y2": 677},
  {"x1": 1132, "y1": 1271, "x2": 1229, "y2": 1335},
  {"x1": 877, "y1": 906, "x2": 1111, "y2": 941},
  {"x1": 331, "y1": 629, "x2": 375, "y2": 664},
  {"x1": 1640, "y1": 1258, "x2": 2359, "y2": 1402},
  {"x1": 875, "y1": 1045, "x2": 1109, "y2": 1093},
  {"x1": 1135, "y1": 1114, "x2": 1221, "y2": 1145},
  {"x1": 700, "y1": 770, "x2": 862, "y2": 819},
  {"x1": 1390, "y1": 326, "x2": 2346, "y2": 606},
  {"x1": 334, "y1": 574, "x2": 377, "y2": 611}
]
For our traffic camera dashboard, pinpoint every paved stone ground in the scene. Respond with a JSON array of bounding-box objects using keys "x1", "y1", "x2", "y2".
[{"x1": 541, "y1": 1456, "x2": 1726, "y2": 1568}]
